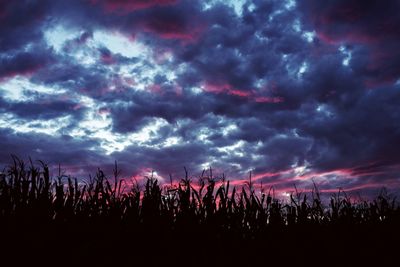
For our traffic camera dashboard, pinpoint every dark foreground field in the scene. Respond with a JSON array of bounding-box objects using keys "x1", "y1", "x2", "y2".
[{"x1": 1, "y1": 158, "x2": 399, "y2": 266}]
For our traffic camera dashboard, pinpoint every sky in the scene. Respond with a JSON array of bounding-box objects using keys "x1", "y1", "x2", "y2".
[{"x1": 0, "y1": 0, "x2": 400, "y2": 197}]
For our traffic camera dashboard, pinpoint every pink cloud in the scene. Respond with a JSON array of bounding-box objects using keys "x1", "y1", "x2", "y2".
[
  {"x1": 72, "y1": 104, "x2": 84, "y2": 111},
  {"x1": 100, "y1": 53, "x2": 116, "y2": 65},
  {"x1": 90, "y1": 0, "x2": 178, "y2": 13},
  {"x1": 202, "y1": 82, "x2": 284, "y2": 103},
  {"x1": 203, "y1": 83, "x2": 232, "y2": 94},
  {"x1": 174, "y1": 85, "x2": 183, "y2": 96},
  {"x1": 140, "y1": 20, "x2": 205, "y2": 43},
  {"x1": 122, "y1": 77, "x2": 136, "y2": 86},
  {"x1": 317, "y1": 180, "x2": 400, "y2": 194},
  {"x1": 254, "y1": 96, "x2": 284, "y2": 103},
  {"x1": 111, "y1": 162, "x2": 400, "y2": 199},
  {"x1": 125, "y1": 168, "x2": 165, "y2": 189},
  {"x1": 229, "y1": 89, "x2": 252, "y2": 97},
  {"x1": 250, "y1": 169, "x2": 293, "y2": 182},
  {"x1": 203, "y1": 83, "x2": 249, "y2": 97},
  {"x1": 0, "y1": 65, "x2": 43, "y2": 83},
  {"x1": 152, "y1": 48, "x2": 173, "y2": 64},
  {"x1": 154, "y1": 31, "x2": 195, "y2": 41},
  {"x1": 147, "y1": 84, "x2": 162, "y2": 94},
  {"x1": 225, "y1": 160, "x2": 400, "y2": 195},
  {"x1": 315, "y1": 31, "x2": 378, "y2": 45}
]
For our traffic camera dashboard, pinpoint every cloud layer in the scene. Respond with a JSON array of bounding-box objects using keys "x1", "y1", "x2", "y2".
[{"x1": 1, "y1": 0, "x2": 399, "y2": 197}]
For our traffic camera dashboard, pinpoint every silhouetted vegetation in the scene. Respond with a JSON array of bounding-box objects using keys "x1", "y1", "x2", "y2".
[{"x1": 0, "y1": 157, "x2": 399, "y2": 266}]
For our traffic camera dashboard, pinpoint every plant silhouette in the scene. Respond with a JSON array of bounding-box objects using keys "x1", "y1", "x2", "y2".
[{"x1": 0, "y1": 156, "x2": 399, "y2": 266}]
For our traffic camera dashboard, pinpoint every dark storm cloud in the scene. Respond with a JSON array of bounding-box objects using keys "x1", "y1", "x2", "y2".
[
  {"x1": 227, "y1": 117, "x2": 277, "y2": 143},
  {"x1": 49, "y1": 0, "x2": 205, "y2": 43},
  {"x1": 299, "y1": 0, "x2": 400, "y2": 43},
  {"x1": 0, "y1": 96, "x2": 83, "y2": 120},
  {"x1": 110, "y1": 90, "x2": 212, "y2": 133},
  {"x1": 301, "y1": 85, "x2": 400, "y2": 172},
  {"x1": 91, "y1": 0, "x2": 178, "y2": 13},
  {"x1": 0, "y1": 45, "x2": 54, "y2": 80},
  {"x1": 299, "y1": 0, "x2": 400, "y2": 87},
  {"x1": 0, "y1": 0, "x2": 399, "y2": 195},
  {"x1": 256, "y1": 135, "x2": 312, "y2": 170},
  {"x1": 0, "y1": 128, "x2": 107, "y2": 176},
  {"x1": 0, "y1": 0, "x2": 50, "y2": 51}
]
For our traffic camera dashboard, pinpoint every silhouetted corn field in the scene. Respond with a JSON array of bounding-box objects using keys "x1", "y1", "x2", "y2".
[{"x1": 0, "y1": 157, "x2": 399, "y2": 266}]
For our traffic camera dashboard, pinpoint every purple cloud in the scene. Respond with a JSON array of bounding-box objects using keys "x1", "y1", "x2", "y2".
[{"x1": 0, "y1": 0, "x2": 399, "y2": 198}]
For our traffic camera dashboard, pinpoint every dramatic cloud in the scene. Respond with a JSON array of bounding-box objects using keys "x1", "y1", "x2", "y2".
[{"x1": 0, "y1": 0, "x2": 399, "y2": 198}]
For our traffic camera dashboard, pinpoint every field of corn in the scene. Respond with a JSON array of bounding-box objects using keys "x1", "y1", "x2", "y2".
[{"x1": 1, "y1": 157, "x2": 399, "y2": 266}]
